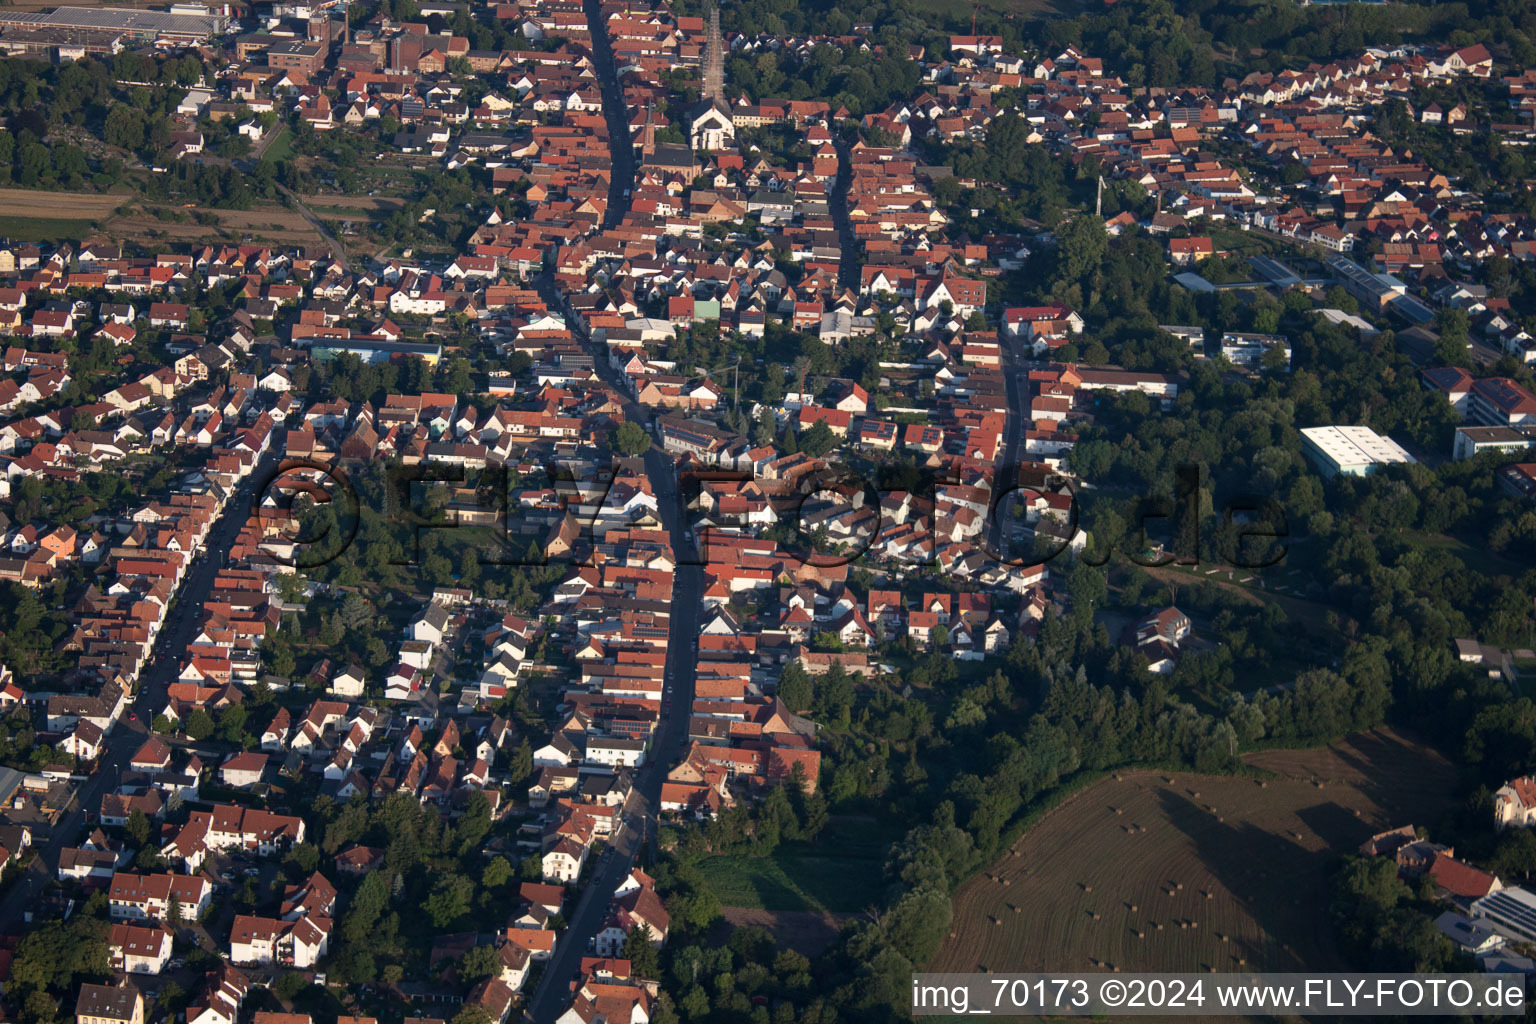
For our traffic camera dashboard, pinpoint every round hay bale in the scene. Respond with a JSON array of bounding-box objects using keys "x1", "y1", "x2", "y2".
[
  {"x1": 1156, "y1": 923, "x2": 1164, "y2": 930},
  {"x1": 1092, "y1": 913, "x2": 1101, "y2": 921},
  {"x1": 1220, "y1": 934, "x2": 1228, "y2": 943},
  {"x1": 1217, "y1": 816, "x2": 1224, "y2": 823},
  {"x1": 1002, "y1": 879, "x2": 1011, "y2": 886},
  {"x1": 1115, "y1": 807, "x2": 1123, "y2": 815},
  {"x1": 1130, "y1": 904, "x2": 1138, "y2": 912},
  {"x1": 1084, "y1": 884, "x2": 1093, "y2": 893},
  {"x1": 1259, "y1": 781, "x2": 1267, "y2": 788},
  {"x1": 1191, "y1": 921, "x2": 1199, "y2": 929}
]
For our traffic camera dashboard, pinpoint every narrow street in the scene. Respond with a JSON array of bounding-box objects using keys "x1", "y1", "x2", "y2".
[
  {"x1": 987, "y1": 340, "x2": 1027, "y2": 560},
  {"x1": 829, "y1": 138, "x2": 862, "y2": 292},
  {"x1": 582, "y1": 0, "x2": 636, "y2": 231},
  {"x1": 0, "y1": 448, "x2": 279, "y2": 929}
]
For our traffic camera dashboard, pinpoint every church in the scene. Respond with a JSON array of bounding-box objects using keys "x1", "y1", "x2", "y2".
[{"x1": 688, "y1": 2, "x2": 736, "y2": 152}]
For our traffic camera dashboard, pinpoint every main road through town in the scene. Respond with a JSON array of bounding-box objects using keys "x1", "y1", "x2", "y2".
[{"x1": 520, "y1": 1, "x2": 701, "y2": 1019}]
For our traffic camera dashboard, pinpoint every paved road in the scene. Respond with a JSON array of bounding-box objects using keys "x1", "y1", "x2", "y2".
[
  {"x1": 987, "y1": 334, "x2": 1026, "y2": 560},
  {"x1": 520, "y1": 3, "x2": 689, "y2": 1020},
  {"x1": 581, "y1": 0, "x2": 636, "y2": 232},
  {"x1": 276, "y1": 184, "x2": 352, "y2": 272},
  {"x1": 0, "y1": 448, "x2": 279, "y2": 931},
  {"x1": 519, "y1": 297, "x2": 703, "y2": 1020},
  {"x1": 829, "y1": 138, "x2": 862, "y2": 292}
]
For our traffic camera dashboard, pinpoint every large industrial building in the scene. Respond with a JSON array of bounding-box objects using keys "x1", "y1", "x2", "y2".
[
  {"x1": 1300, "y1": 425, "x2": 1417, "y2": 479},
  {"x1": 0, "y1": 5, "x2": 227, "y2": 45}
]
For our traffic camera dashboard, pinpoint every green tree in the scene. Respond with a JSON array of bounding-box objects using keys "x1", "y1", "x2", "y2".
[
  {"x1": 482, "y1": 856, "x2": 513, "y2": 889},
  {"x1": 183, "y1": 708, "x2": 215, "y2": 741},
  {"x1": 423, "y1": 873, "x2": 474, "y2": 928},
  {"x1": 126, "y1": 808, "x2": 151, "y2": 847},
  {"x1": 217, "y1": 703, "x2": 248, "y2": 744},
  {"x1": 881, "y1": 886, "x2": 951, "y2": 962},
  {"x1": 506, "y1": 737, "x2": 533, "y2": 788},
  {"x1": 457, "y1": 944, "x2": 500, "y2": 984},
  {"x1": 271, "y1": 971, "x2": 308, "y2": 1001},
  {"x1": 622, "y1": 924, "x2": 661, "y2": 978},
  {"x1": 103, "y1": 106, "x2": 146, "y2": 150},
  {"x1": 776, "y1": 662, "x2": 813, "y2": 711},
  {"x1": 1432, "y1": 307, "x2": 1471, "y2": 366},
  {"x1": 798, "y1": 420, "x2": 837, "y2": 458},
  {"x1": 611, "y1": 421, "x2": 652, "y2": 456}
]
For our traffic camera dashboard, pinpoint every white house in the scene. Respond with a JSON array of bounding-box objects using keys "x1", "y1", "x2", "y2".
[
  {"x1": 108, "y1": 922, "x2": 174, "y2": 974},
  {"x1": 410, "y1": 603, "x2": 451, "y2": 646},
  {"x1": 1495, "y1": 777, "x2": 1536, "y2": 830},
  {"x1": 585, "y1": 736, "x2": 645, "y2": 769},
  {"x1": 329, "y1": 665, "x2": 366, "y2": 698}
]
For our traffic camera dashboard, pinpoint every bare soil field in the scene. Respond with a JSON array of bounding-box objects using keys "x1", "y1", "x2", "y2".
[
  {"x1": 300, "y1": 194, "x2": 407, "y2": 211},
  {"x1": 933, "y1": 728, "x2": 1456, "y2": 977},
  {"x1": 98, "y1": 203, "x2": 328, "y2": 249},
  {"x1": 0, "y1": 188, "x2": 126, "y2": 219}
]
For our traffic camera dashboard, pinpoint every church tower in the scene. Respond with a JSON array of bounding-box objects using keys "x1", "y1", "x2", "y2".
[
  {"x1": 637, "y1": 105, "x2": 659, "y2": 157},
  {"x1": 703, "y1": 1, "x2": 725, "y2": 105},
  {"x1": 690, "y1": 0, "x2": 735, "y2": 151}
]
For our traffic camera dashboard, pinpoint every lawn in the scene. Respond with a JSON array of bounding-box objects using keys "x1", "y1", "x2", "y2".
[
  {"x1": 1398, "y1": 530, "x2": 1507, "y2": 578},
  {"x1": 696, "y1": 845, "x2": 885, "y2": 913},
  {"x1": 0, "y1": 216, "x2": 98, "y2": 242},
  {"x1": 260, "y1": 126, "x2": 294, "y2": 164},
  {"x1": 696, "y1": 815, "x2": 898, "y2": 913}
]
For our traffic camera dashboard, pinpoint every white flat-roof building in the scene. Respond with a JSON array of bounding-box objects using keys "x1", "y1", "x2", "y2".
[{"x1": 1299, "y1": 425, "x2": 1416, "y2": 478}]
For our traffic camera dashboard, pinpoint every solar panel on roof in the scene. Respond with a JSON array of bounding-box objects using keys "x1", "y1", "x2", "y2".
[{"x1": 1478, "y1": 890, "x2": 1536, "y2": 935}]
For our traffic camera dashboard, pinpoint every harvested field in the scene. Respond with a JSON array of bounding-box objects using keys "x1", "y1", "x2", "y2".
[
  {"x1": 715, "y1": 908, "x2": 849, "y2": 957},
  {"x1": 933, "y1": 728, "x2": 1456, "y2": 976},
  {"x1": 300, "y1": 194, "x2": 407, "y2": 211},
  {"x1": 99, "y1": 203, "x2": 329, "y2": 249},
  {"x1": 0, "y1": 188, "x2": 126, "y2": 220}
]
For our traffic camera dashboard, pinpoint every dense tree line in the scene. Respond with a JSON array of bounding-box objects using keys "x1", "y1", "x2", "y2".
[{"x1": 0, "y1": 56, "x2": 204, "y2": 190}]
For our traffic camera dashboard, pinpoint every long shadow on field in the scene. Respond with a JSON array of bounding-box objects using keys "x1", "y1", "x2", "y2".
[
  {"x1": 1153, "y1": 788, "x2": 1336, "y2": 971},
  {"x1": 1324, "y1": 730, "x2": 1455, "y2": 822}
]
